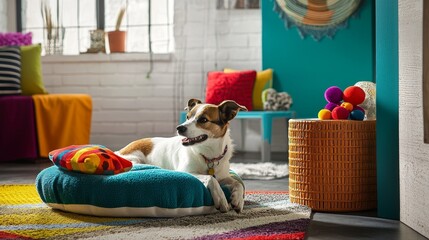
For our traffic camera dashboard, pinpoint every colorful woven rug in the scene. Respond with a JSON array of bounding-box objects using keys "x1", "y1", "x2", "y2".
[{"x1": 0, "y1": 185, "x2": 311, "y2": 240}]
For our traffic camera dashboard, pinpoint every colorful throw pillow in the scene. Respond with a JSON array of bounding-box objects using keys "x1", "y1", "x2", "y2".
[
  {"x1": 0, "y1": 46, "x2": 21, "y2": 95},
  {"x1": 49, "y1": 145, "x2": 133, "y2": 175},
  {"x1": 224, "y1": 68, "x2": 273, "y2": 110},
  {"x1": 20, "y1": 44, "x2": 47, "y2": 96},
  {"x1": 0, "y1": 32, "x2": 32, "y2": 46},
  {"x1": 206, "y1": 71, "x2": 256, "y2": 111}
]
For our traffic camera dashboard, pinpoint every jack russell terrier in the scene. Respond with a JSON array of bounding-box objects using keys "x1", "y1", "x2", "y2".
[{"x1": 115, "y1": 99, "x2": 247, "y2": 213}]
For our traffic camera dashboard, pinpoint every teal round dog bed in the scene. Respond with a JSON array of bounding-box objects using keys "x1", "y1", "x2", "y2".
[{"x1": 36, "y1": 164, "x2": 233, "y2": 217}]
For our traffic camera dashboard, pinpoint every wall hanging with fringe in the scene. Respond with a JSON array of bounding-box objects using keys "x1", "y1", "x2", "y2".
[{"x1": 273, "y1": 0, "x2": 363, "y2": 41}]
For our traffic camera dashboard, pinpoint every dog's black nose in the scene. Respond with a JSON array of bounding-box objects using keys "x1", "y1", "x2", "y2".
[{"x1": 176, "y1": 125, "x2": 187, "y2": 134}]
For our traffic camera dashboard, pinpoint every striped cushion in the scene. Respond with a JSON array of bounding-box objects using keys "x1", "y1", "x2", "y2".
[{"x1": 0, "y1": 47, "x2": 21, "y2": 95}]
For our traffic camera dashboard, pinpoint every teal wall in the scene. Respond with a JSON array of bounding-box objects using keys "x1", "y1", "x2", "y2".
[
  {"x1": 375, "y1": 0, "x2": 399, "y2": 220},
  {"x1": 261, "y1": 0, "x2": 400, "y2": 220},
  {"x1": 262, "y1": 0, "x2": 375, "y2": 118}
]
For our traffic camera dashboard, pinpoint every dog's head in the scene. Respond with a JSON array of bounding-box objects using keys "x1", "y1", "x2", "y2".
[{"x1": 177, "y1": 99, "x2": 247, "y2": 146}]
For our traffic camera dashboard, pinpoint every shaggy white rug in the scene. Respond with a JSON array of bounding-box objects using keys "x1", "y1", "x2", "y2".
[{"x1": 230, "y1": 162, "x2": 289, "y2": 180}]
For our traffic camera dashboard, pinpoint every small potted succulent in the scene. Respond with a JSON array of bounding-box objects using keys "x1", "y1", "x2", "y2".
[{"x1": 108, "y1": 6, "x2": 126, "y2": 53}]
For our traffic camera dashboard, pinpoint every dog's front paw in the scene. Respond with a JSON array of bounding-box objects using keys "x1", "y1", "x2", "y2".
[
  {"x1": 230, "y1": 184, "x2": 244, "y2": 213},
  {"x1": 209, "y1": 179, "x2": 229, "y2": 213},
  {"x1": 213, "y1": 192, "x2": 229, "y2": 213},
  {"x1": 192, "y1": 174, "x2": 230, "y2": 213}
]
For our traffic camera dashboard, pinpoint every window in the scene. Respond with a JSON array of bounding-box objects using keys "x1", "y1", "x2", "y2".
[
  {"x1": 217, "y1": 0, "x2": 260, "y2": 9},
  {"x1": 19, "y1": 0, "x2": 174, "y2": 55}
]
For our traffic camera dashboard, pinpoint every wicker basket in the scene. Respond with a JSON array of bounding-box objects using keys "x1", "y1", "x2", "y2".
[{"x1": 288, "y1": 119, "x2": 377, "y2": 212}]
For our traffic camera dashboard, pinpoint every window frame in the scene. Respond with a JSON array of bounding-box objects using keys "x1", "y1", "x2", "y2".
[{"x1": 15, "y1": 0, "x2": 174, "y2": 56}]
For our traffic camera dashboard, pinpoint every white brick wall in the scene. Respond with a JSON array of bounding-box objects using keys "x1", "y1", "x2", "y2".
[
  {"x1": 399, "y1": 0, "x2": 429, "y2": 237},
  {"x1": 39, "y1": 0, "x2": 289, "y2": 154}
]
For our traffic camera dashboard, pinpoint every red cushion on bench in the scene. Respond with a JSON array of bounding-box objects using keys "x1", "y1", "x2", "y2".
[{"x1": 205, "y1": 71, "x2": 256, "y2": 111}]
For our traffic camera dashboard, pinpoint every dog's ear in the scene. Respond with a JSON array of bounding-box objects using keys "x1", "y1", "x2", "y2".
[
  {"x1": 218, "y1": 100, "x2": 247, "y2": 123},
  {"x1": 185, "y1": 99, "x2": 202, "y2": 112}
]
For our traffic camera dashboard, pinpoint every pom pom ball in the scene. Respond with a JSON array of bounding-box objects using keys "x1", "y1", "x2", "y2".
[
  {"x1": 318, "y1": 109, "x2": 332, "y2": 120},
  {"x1": 324, "y1": 86, "x2": 343, "y2": 103},
  {"x1": 353, "y1": 105, "x2": 365, "y2": 112},
  {"x1": 343, "y1": 86, "x2": 365, "y2": 105},
  {"x1": 332, "y1": 106, "x2": 349, "y2": 120},
  {"x1": 325, "y1": 102, "x2": 338, "y2": 111},
  {"x1": 350, "y1": 109, "x2": 365, "y2": 121},
  {"x1": 340, "y1": 102, "x2": 353, "y2": 112}
]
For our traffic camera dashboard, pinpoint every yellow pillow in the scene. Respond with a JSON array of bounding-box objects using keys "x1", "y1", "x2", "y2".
[
  {"x1": 20, "y1": 44, "x2": 48, "y2": 96},
  {"x1": 224, "y1": 68, "x2": 273, "y2": 110}
]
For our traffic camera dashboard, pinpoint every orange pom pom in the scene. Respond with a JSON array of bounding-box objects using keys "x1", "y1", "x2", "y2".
[{"x1": 340, "y1": 102, "x2": 354, "y2": 112}]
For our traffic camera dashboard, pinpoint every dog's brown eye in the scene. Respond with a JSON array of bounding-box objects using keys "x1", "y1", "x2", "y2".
[{"x1": 197, "y1": 117, "x2": 208, "y2": 123}]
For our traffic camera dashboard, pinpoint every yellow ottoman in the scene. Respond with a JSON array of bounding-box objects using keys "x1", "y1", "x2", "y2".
[{"x1": 288, "y1": 119, "x2": 377, "y2": 212}]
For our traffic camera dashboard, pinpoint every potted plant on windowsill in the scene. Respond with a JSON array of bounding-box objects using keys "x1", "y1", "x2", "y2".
[
  {"x1": 108, "y1": 7, "x2": 126, "y2": 53},
  {"x1": 41, "y1": 0, "x2": 65, "y2": 55}
]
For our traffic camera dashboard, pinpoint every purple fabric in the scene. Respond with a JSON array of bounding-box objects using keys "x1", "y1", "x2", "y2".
[
  {"x1": 0, "y1": 96, "x2": 38, "y2": 161},
  {"x1": 0, "y1": 32, "x2": 32, "y2": 46}
]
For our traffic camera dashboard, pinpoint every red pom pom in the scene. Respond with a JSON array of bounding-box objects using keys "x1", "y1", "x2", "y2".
[
  {"x1": 332, "y1": 106, "x2": 349, "y2": 119},
  {"x1": 343, "y1": 86, "x2": 365, "y2": 105}
]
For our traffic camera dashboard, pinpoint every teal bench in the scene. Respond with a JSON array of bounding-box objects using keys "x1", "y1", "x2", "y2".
[{"x1": 179, "y1": 111, "x2": 296, "y2": 162}]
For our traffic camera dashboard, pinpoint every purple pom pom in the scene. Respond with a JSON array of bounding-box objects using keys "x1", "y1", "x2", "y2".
[
  {"x1": 324, "y1": 86, "x2": 343, "y2": 103},
  {"x1": 353, "y1": 105, "x2": 365, "y2": 112},
  {"x1": 325, "y1": 102, "x2": 338, "y2": 111}
]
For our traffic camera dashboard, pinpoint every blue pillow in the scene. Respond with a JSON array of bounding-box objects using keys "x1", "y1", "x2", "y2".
[{"x1": 36, "y1": 164, "x2": 234, "y2": 217}]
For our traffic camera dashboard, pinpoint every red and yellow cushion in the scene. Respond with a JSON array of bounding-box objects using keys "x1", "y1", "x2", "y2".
[
  {"x1": 224, "y1": 68, "x2": 273, "y2": 110},
  {"x1": 49, "y1": 145, "x2": 132, "y2": 175}
]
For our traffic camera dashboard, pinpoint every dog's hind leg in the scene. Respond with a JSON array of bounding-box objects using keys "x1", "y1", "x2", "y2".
[
  {"x1": 115, "y1": 138, "x2": 153, "y2": 164},
  {"x1": 114, "y1": 150, "x2": 147, "y2": 165},
  {"x1": 192, "y1": 174, "x2": 230, "y2": 213}
]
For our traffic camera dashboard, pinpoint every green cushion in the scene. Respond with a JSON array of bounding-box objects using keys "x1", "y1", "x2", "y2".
[{"x1": 20, "y1": 44, "x2": 47, "y2": 96}]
